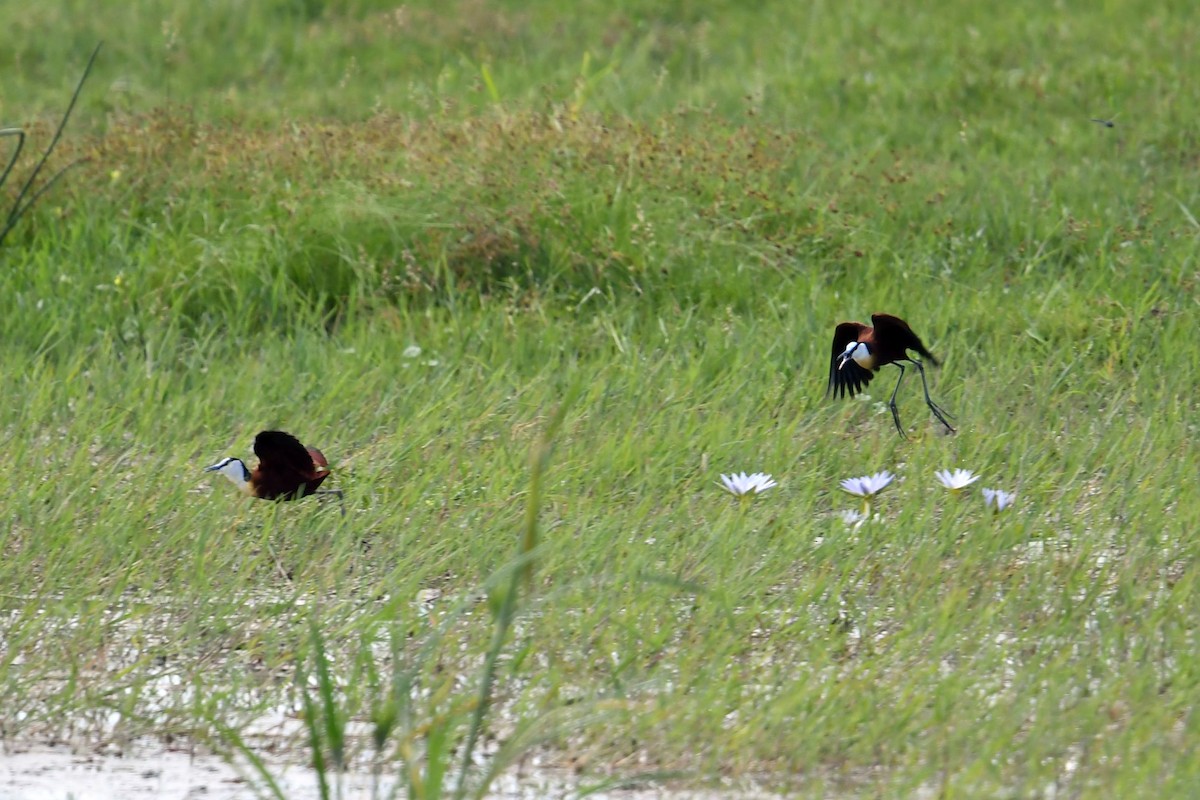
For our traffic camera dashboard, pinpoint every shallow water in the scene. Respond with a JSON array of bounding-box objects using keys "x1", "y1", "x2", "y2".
[{"x1": 0, "y1": 743, "x2": 779, "y2": 800}]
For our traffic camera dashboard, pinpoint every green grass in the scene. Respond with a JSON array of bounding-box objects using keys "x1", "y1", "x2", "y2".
[{"x1": 2, "y1": 0, "x2": 1199, "y2": 797}]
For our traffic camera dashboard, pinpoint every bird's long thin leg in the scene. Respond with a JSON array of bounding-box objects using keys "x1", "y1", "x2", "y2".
[
  {"x1": 888, "y1": 363, "x2": 908, "y2": 439},
  {"x1": 911, "y1": 359, "x2": 956, "y2": 433}
]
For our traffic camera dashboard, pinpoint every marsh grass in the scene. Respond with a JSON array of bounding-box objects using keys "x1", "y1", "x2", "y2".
[
  {"x1": 2, "y1": 0, "x2": 1199, "y2": 797},
  {"x1": 214, "y1": 391, "x2": 661, "y2": 800}
]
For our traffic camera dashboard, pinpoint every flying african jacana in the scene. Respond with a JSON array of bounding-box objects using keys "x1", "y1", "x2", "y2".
[
  {"x1": 827, "y1": 313, "x2": 955, "y2": 437},
  {"x1": 205, "y1": 430, "x2": 343, "y2": 506}
]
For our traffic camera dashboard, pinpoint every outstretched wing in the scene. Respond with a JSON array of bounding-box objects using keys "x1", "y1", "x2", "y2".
[
  {"x1": 306, "y1": 446, "x2": 329, "y2": 471},
  {"x1": 870, "y1": 313, "x2": 939, "y2": 365},
  {"x1": 827, "y1": 321, "x2": 874, "y2": 399},
  {"x1": 254, "y1": 430, "x2": 318, "y2": 477}
]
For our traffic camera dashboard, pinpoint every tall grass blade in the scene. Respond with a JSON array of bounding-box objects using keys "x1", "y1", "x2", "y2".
[
  {"x1": 0, "y1": 129, "x2": 26, "y2": 195},
  {"x1": 0, "y1": 42, "x2": 101, "y2": 247},
  {"x1": 303, "y1": 689, "x2": 333, "y2": 800},
  {"x1": 300, "y1": 621, "x2": 346, "y2": 800},
  {"x1": 452, "y1": 381, "x2": 581, "y2": 799},
  {"x1": 209, "y1": 719, "x2": 289, "y2": 800}
]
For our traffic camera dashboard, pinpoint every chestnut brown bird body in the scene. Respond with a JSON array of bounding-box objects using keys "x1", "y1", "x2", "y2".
[
  {"x1": 206, "y1": 430, "x2": 338, "y2": 502},
  {"x1": 827, "y1": 313, "x2": 954, "y2": 437},
  {"x1": 250, "y1": 430, "x2": 331, "y2": 500}
]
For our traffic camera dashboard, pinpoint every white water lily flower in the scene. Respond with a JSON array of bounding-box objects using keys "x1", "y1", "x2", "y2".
[
  {"x1": 982, "y1": 488, "x2": 1016, "y2": 513},
  {"x1": 838, "y1": 509, "x2": 868, "y2": 528},
  {"x1": 840, "y1": 470, "x2": 894, "y2": 498},
  {"x1": 934, "y1": 468, "x2": 980, "y2": 491},
  {"x1": 719, "y1": 472, "x2": 778, "y2": 497}
]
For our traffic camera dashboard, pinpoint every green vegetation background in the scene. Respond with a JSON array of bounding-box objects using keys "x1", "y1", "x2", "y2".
[{"x1": 1, "y1": 0, "x2": 1197, "y2": 796}]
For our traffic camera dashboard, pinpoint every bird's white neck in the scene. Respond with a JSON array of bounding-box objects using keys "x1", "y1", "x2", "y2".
[
  {"x1": 846, "y1": 341, "x2": 876, "y2": 369},
  {"x1": 206, "y1": 457, "x2": 253, "y2": 495}
]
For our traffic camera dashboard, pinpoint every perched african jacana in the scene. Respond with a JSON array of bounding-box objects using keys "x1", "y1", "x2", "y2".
[
  {"x1": 205, "y1": 430, "x2": 343, "y2": 505},
  {"x1": 827, "y1": 313, "x2": 955, "y2": 438}
]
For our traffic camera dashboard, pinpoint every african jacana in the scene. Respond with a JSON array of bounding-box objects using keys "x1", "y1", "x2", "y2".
[
  {"x1": 827, "y1": 313, "x2": 955, "y2": 437},
  {"x1": 205, "y1": 430, "x2": 343, "y2": 505}
]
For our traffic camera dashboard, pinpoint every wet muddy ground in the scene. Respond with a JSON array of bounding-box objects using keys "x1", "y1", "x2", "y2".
[{"x1": 0, "y1": 742, "x2": 780, "y2": 800}]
